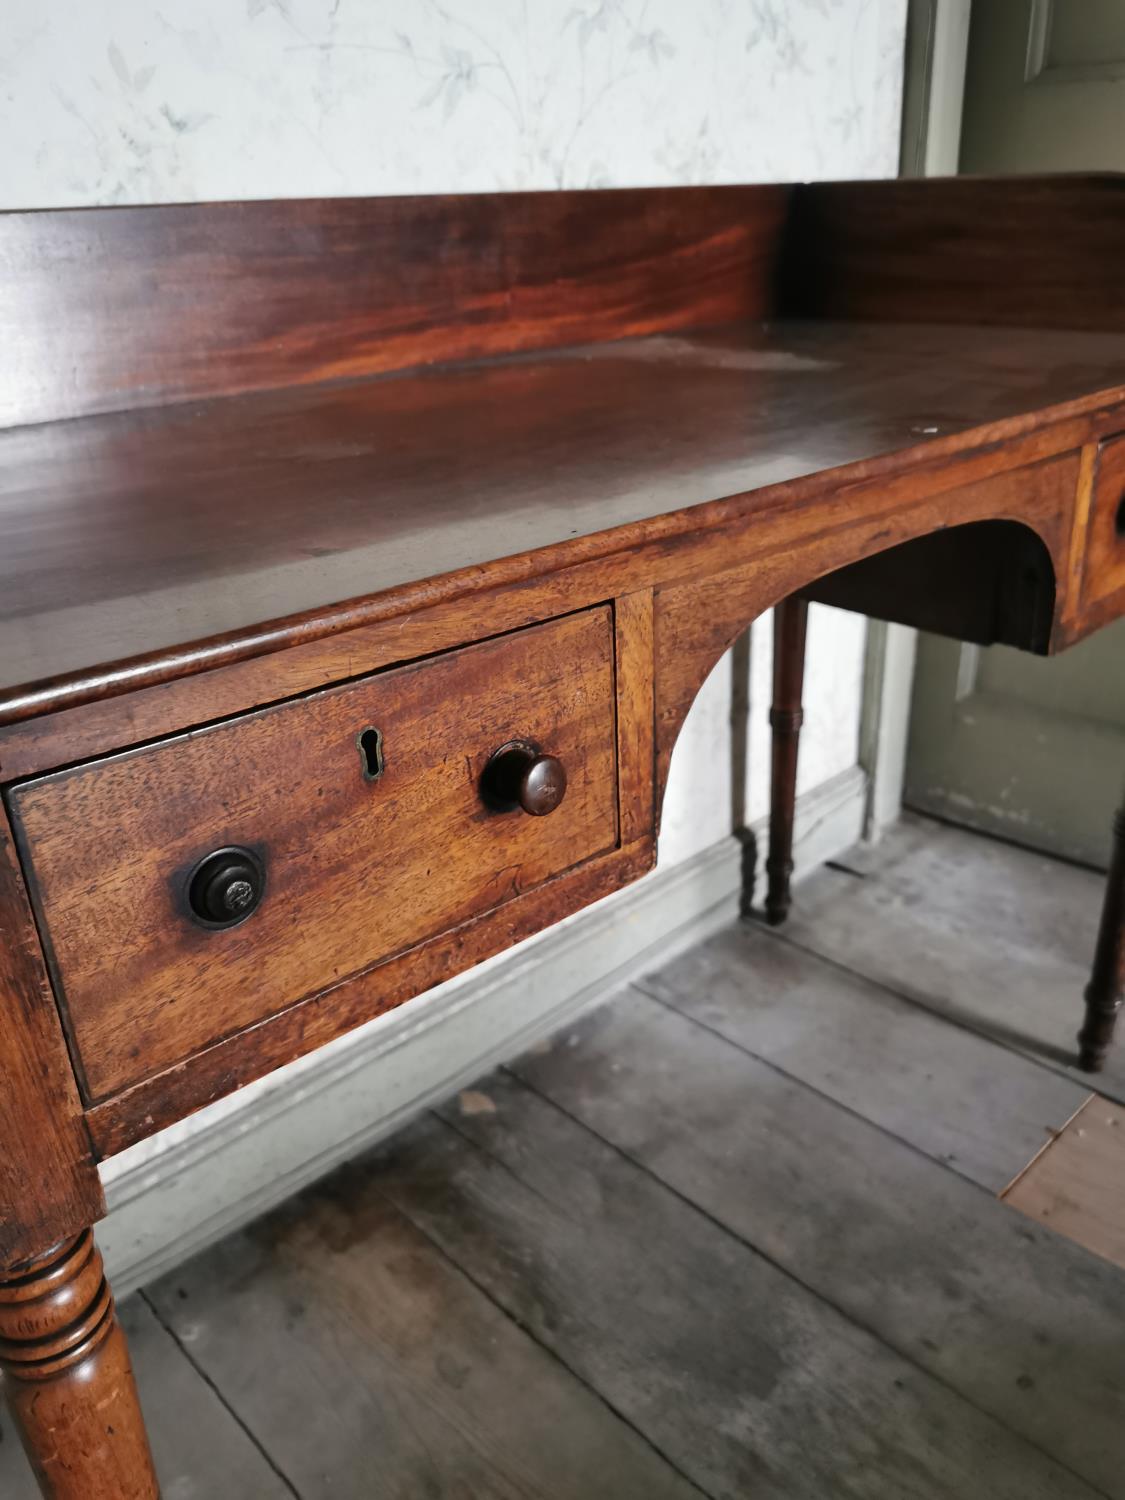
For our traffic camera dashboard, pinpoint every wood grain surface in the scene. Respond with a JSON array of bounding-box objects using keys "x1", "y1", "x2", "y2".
[
  {"x1": 84, "y1": 837, "x2": 653, "y2": 1158},
  {"x1": 637, "y1": 921, "x2": 1089, "y2": 1193},
  {"x1": 11, "y1": 610, "x2": 619, "y2": 1101},
  {"x1": 805, "y1": 517, "x2": 1057, "y2": 648},
  {"x1": 2, "y1": 321, "x2": 1123, "y2": 705},
  {"x1": 0, "y1": 1233, "x2": 159, "y2": 1499},
  {"x1": 1083, "y1": 433, "x2": 1125, "y2": 608},
  {"x1": 0, "y1": 185, "x2": 788, "y2": 428},
  {"x1": 651, "y1": 451, "x2": 1082, "y2": 798},
  {"x1": 374, "y1": 1071, "x2": 1103, "y2": 1500},
  {"x1": 612, "y1": 590, "x2": 655, "y2": 846},
  {"x1": 1004, "y1": 1095, "x2": 1125, "y2": 1271},
  {"x1": 0, "y1": 810, "x2": 103, "y2": 1266},
  {"x1": 146, "y1": 1175, "x2": 701, "y2": 1500},
  {"x1": 0, "y1": 407, "x2": 1109, "y2": 780},
  {"x1": 784, "y1": 175, "x2": 1125, "y2": 331},
  {"x1": 1, "y1": 175, "x2": 1124, "y2": 1499},
  {"x1": 6, "y1": 175, "x2": 1121, "y2": 429},
  {"x1": 510, "y1": 986, "x2": 1123, "y2": 1497}
]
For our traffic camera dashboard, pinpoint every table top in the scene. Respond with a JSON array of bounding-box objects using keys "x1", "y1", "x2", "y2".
[{"x1": 4, "y1": 316, "x2": 1125, "y2": 704}]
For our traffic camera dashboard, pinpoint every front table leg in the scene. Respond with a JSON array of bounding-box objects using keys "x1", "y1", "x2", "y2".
[
  {"x1": 1078, "y1": 796, "x2": 1125, "y2": 1073},
  {"x1": 0, "y1": 1231, "x2": 159, "y2": 1499}
]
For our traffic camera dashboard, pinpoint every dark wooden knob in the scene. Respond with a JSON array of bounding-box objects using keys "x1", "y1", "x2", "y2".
[
  {"x1": 187, "y1": 847, "x2": 265, "y2": 928},
  {"x1": 482, "y1": 740, "x2": 567, "y2": 816}
]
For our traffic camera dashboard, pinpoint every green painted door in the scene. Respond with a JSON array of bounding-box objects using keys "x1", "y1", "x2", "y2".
[{"x1": 905, "y1": 0, "x2": 1125, "y2": 866}]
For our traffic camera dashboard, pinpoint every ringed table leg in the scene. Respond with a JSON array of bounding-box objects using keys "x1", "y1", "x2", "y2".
[
  {"x1": 1078, "y1": 795, "x2": 1125, "y2": 1073},
  {"x1": 764, "y1": 596, "x2": 809, "y2": 926},
  {"x1": 0, "y1": 1230, "x2": 160, "y2": 1499}
]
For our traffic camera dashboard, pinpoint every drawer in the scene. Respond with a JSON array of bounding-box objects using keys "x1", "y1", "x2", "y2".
[
  {"x1": 1083, "y1": 434, "x2": 1125, "y2": 609},
  {"x1": 9, "y1": 608, "x2": 619, "y2": 1101}
]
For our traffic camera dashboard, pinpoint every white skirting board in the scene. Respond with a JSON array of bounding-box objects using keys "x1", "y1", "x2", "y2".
[{"x1": 100, "y1": 764, "x2": 867, "y2": 1297}]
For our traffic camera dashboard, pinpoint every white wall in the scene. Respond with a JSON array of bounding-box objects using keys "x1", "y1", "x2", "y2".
[{"x1": 0, "y1": 0, "x2": 906, "y2": 1181}]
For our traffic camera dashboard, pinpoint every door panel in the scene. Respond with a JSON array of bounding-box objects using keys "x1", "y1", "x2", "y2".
[{"x1": 905, "y1": 0, "x2": 1125, "y2": 866}]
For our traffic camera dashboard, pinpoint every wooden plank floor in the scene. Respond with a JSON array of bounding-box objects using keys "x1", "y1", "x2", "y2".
[
  {"x1": 780, "y1": 814, "x2": 1124, "y2": 1101},
  {"x1": 3, "y1": 815, "x2": 1122, "y2": 1498},
  {"x1": 1004, "y1": 1095, "x2": 1125, "y2": 1271}
]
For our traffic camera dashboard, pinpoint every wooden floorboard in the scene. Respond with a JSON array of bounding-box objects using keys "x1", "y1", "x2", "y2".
[
  {"x1": 371, "y1": 1070, "x2": 1107, "y2": 1499},
  {"x1": 510, "y1": 990, "x2": 1125, "y2": 1499},
  {"x1": 145, "y1": 1172, "x2": 700, "y2": 1500},
  {"x1": 1004, "y1": 1095, "x2": 1125, "y2": 1272},
  {"x1": 635, "y1": 918, "x2": 1089, "y2": 1192},
  {"x1": 779, "y1": 813, "x2": 1125, "y2": 1102},
  {"x1": 0, "y1": 1298, "x2": 294, "y2": 1499}
]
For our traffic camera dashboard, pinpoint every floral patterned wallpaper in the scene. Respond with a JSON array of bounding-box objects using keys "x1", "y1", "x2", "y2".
[
  {"x1": 2, "y1": 0, "x2": 904, "y2": 207},
  {"x1": 1, "y1": 0, "x2": 905, "y2": 866}
]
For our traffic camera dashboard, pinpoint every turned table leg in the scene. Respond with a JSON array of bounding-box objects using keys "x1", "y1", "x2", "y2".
[
  {"x1": 1078, "y1": 796, "x2": 1125, "y2": 1073},
  {"x1": 0, "y1": 1230, "x2": 160, "y2": 1499},
  {"x1": 764, "y1": 595, "x2": 809, "y2": 926}
]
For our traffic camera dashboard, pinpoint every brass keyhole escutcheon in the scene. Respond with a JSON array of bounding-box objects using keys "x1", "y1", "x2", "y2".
[{"x1": 357, "y1": 726, "x2": 384, "y2": 782}]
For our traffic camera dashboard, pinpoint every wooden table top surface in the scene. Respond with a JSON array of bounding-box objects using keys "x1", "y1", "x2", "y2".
[{"x1": 3, "y1": 317, "x2": 1125, "y2": 701}]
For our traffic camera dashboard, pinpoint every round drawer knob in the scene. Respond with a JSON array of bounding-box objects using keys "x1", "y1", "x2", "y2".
[
  {"x1": 482, "y1": 741, "x2": 568, "y2": 817},
  {"x1": 187, "y1": 847, "x2": 265, "y2": 928}
]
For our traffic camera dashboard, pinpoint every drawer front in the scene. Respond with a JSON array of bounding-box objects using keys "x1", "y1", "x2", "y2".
[
  {"x1": 1083, "y1": 434, "x2": 1125, "y2": 608},
  {"x1": 10, "y1": 608, "x2": 619, "y2": 1100}
]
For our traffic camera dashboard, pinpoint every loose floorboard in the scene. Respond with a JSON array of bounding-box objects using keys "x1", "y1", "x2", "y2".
[
  {"x1": 1004, "y1": 1095, "x2": 1125, "y2": 1272},
  {"x1": 4, "y1": 816, "x2": 1119, "y2": 1498}
]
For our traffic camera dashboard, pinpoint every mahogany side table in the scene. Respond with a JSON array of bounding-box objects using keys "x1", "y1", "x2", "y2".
[{"x1": 1, "y1": 176, "x2": 1123, "y2": 1496}]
